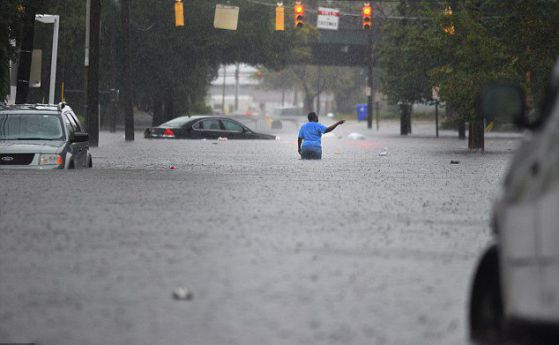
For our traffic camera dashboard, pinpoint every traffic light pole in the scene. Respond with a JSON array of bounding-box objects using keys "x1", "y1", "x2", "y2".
[
  {"x1": 86, "y1": 0, "x2": 100, "y2": 147},
  {"x1": 366, "y1": 34, "x2": 373, "y2": 130}
]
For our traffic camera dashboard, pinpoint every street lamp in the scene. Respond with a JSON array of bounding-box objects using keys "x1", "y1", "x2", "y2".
[{"x1": 35, "y1": 14, "x2": 60, "y2": 104}]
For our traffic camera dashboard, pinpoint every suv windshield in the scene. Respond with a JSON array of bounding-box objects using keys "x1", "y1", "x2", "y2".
[{"x1": 0, "y1": 113, "x2": 65, "y2": 140}]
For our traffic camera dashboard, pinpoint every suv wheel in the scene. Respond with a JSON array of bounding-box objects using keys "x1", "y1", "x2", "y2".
[{"x1": 469, "y1": 245, "x2": 505, "y2": 344}]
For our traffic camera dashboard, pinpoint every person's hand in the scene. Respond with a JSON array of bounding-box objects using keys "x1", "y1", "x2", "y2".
[
  {"x1": 298, "y1": 148, "x2": 302, "y2": 156},
  {"x1": 338, "y1": 120, "x2": 346, "y2": 125}
]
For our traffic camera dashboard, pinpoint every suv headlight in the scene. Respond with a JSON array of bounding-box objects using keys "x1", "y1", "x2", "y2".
[{"x1": 39, "y1": 154, "x2": 63, "y2": 166}]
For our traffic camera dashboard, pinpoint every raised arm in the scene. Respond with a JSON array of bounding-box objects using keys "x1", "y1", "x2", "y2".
[{"x1": 325, "y1": 120, "x2": 345, "y2": 133}]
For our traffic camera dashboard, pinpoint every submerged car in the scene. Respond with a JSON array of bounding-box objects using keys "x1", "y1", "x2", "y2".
[
  {"x1": 0, "y1": 103, "x2": 92, "y2": 169},
  {"x1": 469, "y1": 64, "x2": 559, "y2": 343},
  {"x1": 144, "y1": 115, "x2": 276, "y2": 140}
]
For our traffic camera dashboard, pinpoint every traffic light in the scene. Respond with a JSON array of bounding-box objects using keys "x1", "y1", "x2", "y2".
[
  {"x1": 442, "y1": 6, "x2": 455, "y2": 35},
  {"x1": 294, "y1": 1, "x2": 304, "y2": 28},
  {"x1": 362, "y1": 3, "x2": 372, "y2": 30},
  {"x1": 275, "y1": 3, "x2": 285, "y2": 31},
  {"x1": 175, "y1": 0, "x2": 184, "y2": 27}
]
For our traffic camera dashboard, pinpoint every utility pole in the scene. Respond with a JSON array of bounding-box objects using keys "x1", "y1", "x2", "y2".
[
  {"x1": 316, "y1": 65, "x2": 321, "y2": 114},
  {"x1": 366, "y1": 47, "x2": 373, "y2": 129},
  {"x1": 221, "y1": 65, "x2": 226, "y2": 113},
  {"x1": 121, "y1": 0, "x2": 134, "y2": 141},
  {"x1": 435, "y1": 101, "x2": 439, "y2": 138},
  {"x1": 86, "y1": 0, "x2": 100, "y2": 146},
  {"x1": 234, "y1": 63, "x2": 239, "y2": 112},
  {"x1": 84, "y1": 0, "x2": 90, "y2": 115},
  {"x1": 109, "y1": 4, "x2": 118, "y2": 133},
  {"x1": 15, "y1": 1, "x2": 39, "y2": 104}
]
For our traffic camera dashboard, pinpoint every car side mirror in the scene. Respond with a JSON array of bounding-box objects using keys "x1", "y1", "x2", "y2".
[
  {"x1": 478, "y1": 84, "x2": 527, "y2": 130},
  {"x1": 73, "y1": 132, "x2": 89, "y2": 142}
]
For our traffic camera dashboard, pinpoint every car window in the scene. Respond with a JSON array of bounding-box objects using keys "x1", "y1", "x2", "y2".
[
  {"x1": 62, "y1": 113, "x2": 76, "y2": 136},
  {"x1": 64, "y1": 112, "x2": 79, "y2": 132},
  {"x1": 198, "y1": 119, "x2": 222, "y2": 131},
  {"x1": 67, "y1": 112, "x2": 82, "y2": 132},
  {"x1": 221, "y1": 119, "x2": 243, "y2": 133}
]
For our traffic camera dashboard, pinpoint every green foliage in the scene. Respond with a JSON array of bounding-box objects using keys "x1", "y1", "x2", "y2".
[
  {"x1": 2, "y1": 0, "x2": 305, "y2": 114},
  {"x1": 378, "y1": 0, "x2": 559, "y2": 122},
  {"x1": 0, "y1": 0, "x2": 23, "y2": 100},
  {"x1": 377, "y1": 1, "x2": 435, "y2": 106}
]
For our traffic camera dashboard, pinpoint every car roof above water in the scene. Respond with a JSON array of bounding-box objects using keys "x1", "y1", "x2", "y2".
[
  {"x1": 160, "y1": 115, "x2": 217, "y2": 127},
  {"x1": 0, "y1": 104, "x2": 61, "y2": 115}
]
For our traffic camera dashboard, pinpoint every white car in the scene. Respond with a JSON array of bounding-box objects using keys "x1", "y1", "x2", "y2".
[{"x1": 469, "y1": 64, "x2": 559, "y2": 343}]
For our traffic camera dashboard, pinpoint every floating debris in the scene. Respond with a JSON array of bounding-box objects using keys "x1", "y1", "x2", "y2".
[
  {"x1": 347, "y1": 132, "x2": 366, "y2": 140},
  {"x1": 172, "y1": 287, "x2": 193, "y2": 300}
]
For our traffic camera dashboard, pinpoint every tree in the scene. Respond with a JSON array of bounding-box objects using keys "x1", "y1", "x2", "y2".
[
  {"x1": 259, "y1": 64, "x2": 365, "y2": 114},
  {"x1": 377, "y1": 1, "x2": 435, "y2": 136},
  {"x1": 14, "y1": 0, "x2": 43, "y2": 104},
  {"x1": 128, "y1": 0, "x2": 298, "y2": 126},
  {"x1": 377, "y1": 0, "x2": 559, "y2": 149}
]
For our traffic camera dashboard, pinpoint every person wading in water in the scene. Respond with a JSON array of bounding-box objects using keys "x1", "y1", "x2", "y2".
[{"x1": 298, "y1": 112, "x2": 345, "y2": 160}]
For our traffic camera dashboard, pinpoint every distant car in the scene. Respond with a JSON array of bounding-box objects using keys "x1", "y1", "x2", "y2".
[
  {"x1": 144, "y1": 116, "x2": 276, "y2": 140},
  {"x1": 0, "y1": 103, "x2": 92, "y2": 170},
  {"x1": 469, "y1": 66, "x2": 559, "y2": 343},
  {"x1": 272, "y1": 107, "x2": 305, "y2": 117},
  {"x1": 269, "y1": 107, "x2": 306, "y2": 129}
]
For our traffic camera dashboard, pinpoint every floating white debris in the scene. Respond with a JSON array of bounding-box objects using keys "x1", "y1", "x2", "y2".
[
  {"x1": 347, "y1": 132, "x2": 366, "y2": 140},
  {"x1": 173, "y1": 287, "x2": 193, "y2": 300}
]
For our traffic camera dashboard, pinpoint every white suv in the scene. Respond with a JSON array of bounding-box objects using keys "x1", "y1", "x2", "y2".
[{"x1": 469, "y1": 64, "x2": 559, "y2": 343}]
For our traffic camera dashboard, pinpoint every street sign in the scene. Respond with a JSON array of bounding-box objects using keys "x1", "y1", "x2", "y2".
[
  {"x1": 214, "y1": 4, "x2": 239, "y2": 31},
  {"x1": 317, "y1": 7, "x2": 339, "y2": 31}
]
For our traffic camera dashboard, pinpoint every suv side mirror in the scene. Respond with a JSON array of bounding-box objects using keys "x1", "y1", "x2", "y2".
[
  {"x1": 478, "y1": 84, "x2": 527, "y2": 129},
  {"x1": 73, "y1": 132, "x2": 89, "y2": 142}
]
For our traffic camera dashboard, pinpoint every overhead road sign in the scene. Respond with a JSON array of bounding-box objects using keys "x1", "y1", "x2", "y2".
[
  {"x1": 214, "y1": 4, "x2": 239, "y2": 31},
  {"x1": 317, "y1": 7, "x2": 340, "y2": 30}
]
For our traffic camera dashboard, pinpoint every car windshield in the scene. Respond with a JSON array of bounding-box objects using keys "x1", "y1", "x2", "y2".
[
  {"x1": 160, "y1": 117, "x2": 192, "y2": 128},
  {"x1": 0, "y1": 113, "x2": 65, "y2": 140}
]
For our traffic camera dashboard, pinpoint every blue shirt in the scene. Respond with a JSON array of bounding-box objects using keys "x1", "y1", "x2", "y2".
[{"x1": 298, "y1": 122, "x2": 327, "y2": 148}]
